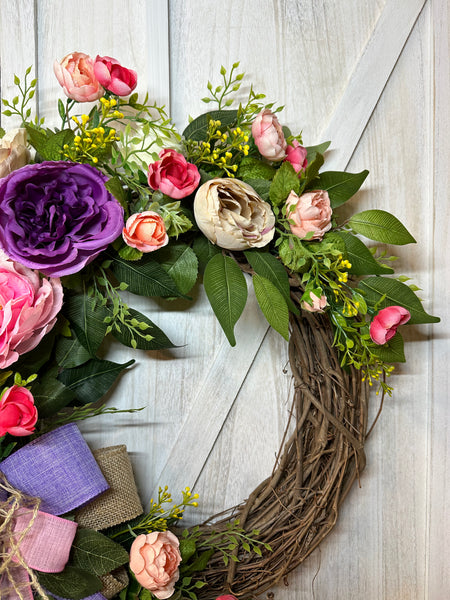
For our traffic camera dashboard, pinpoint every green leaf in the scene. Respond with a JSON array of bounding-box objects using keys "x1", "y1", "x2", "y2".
[
  {"x1": 335, "y1": 231, "x2": 394, "y2": 275},
  {"x1": 179, "y1": 538, "x2": 197, "y2": 562},
  {"x1": 243, "y1": 178, "x2": 271, "y2": 201},
  {"x1": 55, "y1": 331, "x2": 98, "y2": 368},
  {"x1": 105, "y1": 176, "x2": 129, "y2": 209},
  {"x1": 313, "y1": 170, "x2": 369, "y2": 208},
  {"x1": 38, "y1": 566, "x2": 102, "y2": 600},
  {"x1": 237, "y1": 157, "x2": 276, "y2": 181},
  {"x1": 108, "y1": 251, "x2": 183, "y2": 298},
  {"x1": 46, "y1": 129, "x2": 76, "y2": 160},
  {"x1": 58, "y1": 358, "x2": 135, "y2": 405},
  {"x1": 31, "y1": 371, "x2": 75, "y2": 417},
  {"x1": 71, "y1": 528, "x2": 129, "y2": 576},
  {"x1": 155, "y1": 243, "x2": 198, "y2": 295},
  {"x1": 203, "y1": 254, "x2": 248, "y2": 346},
  {"x1": 372, "y1": 332, "x2": 406, "y2": 363},
  {"x1": 359, "y1": 277, "x2": 440, "y2": 324},
  {"x1": 112, "y1": 308, "x2": 175, "y2": 351},
  {"x1": 302, "y1": 151, "x2": 324, "y2": 188},
  {"x1": 348, "y1": 210, "x2": 416, "y2": 245},
  {"x1": 118, "y1": 244, "x2": 143, "y2": 261},
  {"x1": 58, "y1": 98, "x2": 66, "y2": 121},
  {"x1": 193, "y1": 236, "x2": 221, "y2": 271},
  {"x1": 244, "y1": 250, "x2": 298, "y2": 314},
  {"x1": 182, "y1": 110, "x2": 238, "y2": 141},
  {"x1": 185, "y1": 549, "x2": 215, "y2": 574},
  {"x1": 269, "y1": 161, "x2": 300, "y2": 206},
  {"x1": 305, "y1": 141, "x2": 331, "y2": 160},
  {"x1": 63, "y1": 294, "x2": 109, "y2": 357},
  {"x1": 252, "y1": 274, "x2": 289, "y2": 340}
]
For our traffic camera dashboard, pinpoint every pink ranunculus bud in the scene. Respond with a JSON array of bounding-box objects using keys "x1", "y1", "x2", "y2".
[
  {"x1": 0, "y1": 258, "x2": 63, "y2": 369},
  {"x1": 129, "y1": 531, "x2": 181, "y2": 599},
  {"x1": 0, "y1": 386, "x2": 38, "y2": 437},
  {"x1": 122, "y1": 211, "x2": 169, "y2": 253},
  {"x1": 369, "y1": 306, "x2": 411, "y2": 345},
  {"x1": 251, "y1": 109, "x2": 287, "y2": 161},
  {"x1": 301, "y1": 291, "x2": 327, "y2": 313},
  {"x1": 148, "y1": 149, "x2": 201, "y2": 199},
  {"x1": 94, "y1": 55, "x2": 137, "y2": 96},
  {"x1": 285, "y1": 139, "x2": 308, "y2": 174},
  {"x1": 285, "y1": 189, "x2": 332, "y2": 240},
  {"x1": 53, "y1": 52, "x2": 103, "y2": 102},
  {"x1": 215, "y1": 596, "x2": 238, "y2": 600}
]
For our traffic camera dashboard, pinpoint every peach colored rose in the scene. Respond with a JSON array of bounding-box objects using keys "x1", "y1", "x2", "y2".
[
  {"x1": 369, "y1": 306, "x2": 411, "y2": 345},
  {"x1": 129, "y1": 531, "x2": 181, "y2": 599},
  {"x1": 194, "y1": 178, "x2": 275, "y2": 250},
  {"x1": 0, "y1": 258, "x2": 63, "y2": 369},
  {"x1": 0, "y1": 129, "x2": 30, "y2": 179},
  {"x1": 122, "y1": 211, "x2": 168, "y2": 253},
  {"x1": 285, "y1": 139, "x2": 307, "y2": 174},
  {"x1": 53, "y1": 52, "x2": 103, "y2": 102},
  {"x1": 251, "y1": 109, "x2": 287, "y2": 161},
  {"x1": 301, "y1": 291, "x2": 327, "y2": 313},
  {"x1": 285, "y1": 190, "x2": 332, "y2": 240},
  {"x1": 94, "y1": 55, "x2": 137, "y2": 96},
  {"x1": 0, "y1": 386, "x2": 37, "y2": 437}
]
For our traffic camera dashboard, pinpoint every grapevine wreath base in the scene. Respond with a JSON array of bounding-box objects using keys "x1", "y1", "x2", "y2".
[{"x1": 194, "y1": 277, "x2": 369, "y2": 599}]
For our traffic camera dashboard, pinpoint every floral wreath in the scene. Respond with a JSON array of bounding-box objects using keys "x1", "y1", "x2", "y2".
[{"x1": 0, "y1": 54, "x2": 439, "y2": 600}]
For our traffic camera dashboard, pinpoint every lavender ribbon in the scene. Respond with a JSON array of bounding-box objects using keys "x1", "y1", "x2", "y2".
[{"x1": 0, "y1": 423, "x2": 109, "y2": 515}]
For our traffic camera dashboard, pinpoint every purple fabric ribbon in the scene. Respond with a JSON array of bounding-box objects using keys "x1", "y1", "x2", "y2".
[
  {"x1": 0, "y1": 423, "x2": 109, "y2": 515},
  {"x1": 0, "y1": 424, "x2": 110, "y2": 600}
]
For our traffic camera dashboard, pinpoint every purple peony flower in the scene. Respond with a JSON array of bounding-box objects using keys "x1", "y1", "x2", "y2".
[{"x1": 0, "y1": 161, "x2": 124, "y2": 277}]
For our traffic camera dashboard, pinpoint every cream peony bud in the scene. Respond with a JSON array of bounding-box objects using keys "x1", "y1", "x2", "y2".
[
  {"x1": 0, "y1": 128, "x2": 30, "y2": 179},
  {"x1": 194, "y1": 178, "x2": 275, "y2": 251}
]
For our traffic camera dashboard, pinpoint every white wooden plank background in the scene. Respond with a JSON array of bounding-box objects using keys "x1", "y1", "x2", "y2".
[{"x1": 0, "y1": 1, "x2": 448, "y2": 598}]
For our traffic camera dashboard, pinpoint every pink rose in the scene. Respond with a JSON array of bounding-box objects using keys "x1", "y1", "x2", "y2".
[
  {"x1": 369, "y1": 306, "x2": 411, "y2": 345},
  {"x1": 301, "y1": 291, "x2": 327, "y2": 313},
  {"x1": 0, "y1": 386, "x2": 38, "y2": 437},
  {"x1": 0, "y1": 258, "x2": 63, "y2": 369},
  {"x1": 285, "y1": 139, "x2": 308, "y2": 174},
  {"x1": 216, "y1": 596, "x2": 238, "y2": 600},
  {"x1": 53, "y1": 52, "x2": 103, "y2": 102},
  {"x1": 251, "y1": 109, "x2": 287, "y2": 161},
  {"x1": 94, "y1": 55, "x2": 137, "y2": 96},
  {"x1": 285, "y1": 189, "x2": 332, "y2": 240},
  {"x1": 122, "y1": 211, "x2": 169, "y2": 253},
  {"x1": 129, "y1": 531, "x2": 181, "y2": 600},
  {"x1": 148, "y1": 149, "x2": 200, "y2": 199}
]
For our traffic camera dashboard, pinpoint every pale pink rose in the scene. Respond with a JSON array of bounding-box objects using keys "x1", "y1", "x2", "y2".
[
  {"x1": 0, "y1": 386, "x2": 37, "y2": 437},
  {"x1": 369, "y1": 306, "x2": 411, "y2": 345},
  {"x1": 94, "y1": 55, "x2": 137, "y2": 96},
  {"x1": 129, "y1": 531, "x2": 181, "y2": 600},
  {"x1": 285, "y1": 139, "x2": 308, "y2": 174},
  {"x1": 122, "y1": 211, "x2": 169, "y2": 253},
  {"x1": 148, "y1": 149, "x2": 200, "y2": 199},
  {"x1": 301, "y1": 291, "x2": 327, "y2": 313},
  {"x1": 53, "y1": 52, "x2": 103, "y2": 102},
  {"x1": 251, "y1": 109, "x2": 287, "y2": 161},
  {"x1": 285, "y1": 190, "x2": 332, "y2": 240},
  {"x1": 0, "y1": 259, "x2": 63, "y2": 369}
]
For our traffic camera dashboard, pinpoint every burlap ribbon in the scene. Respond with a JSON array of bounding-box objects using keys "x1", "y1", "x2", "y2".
[{"x1": 0, "y1": 425, "x2": 144, "y2": 600}]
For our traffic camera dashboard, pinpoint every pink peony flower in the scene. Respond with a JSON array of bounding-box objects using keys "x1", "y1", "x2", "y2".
[
  {"x1": 129, "y1": 531, "x2": 181, "y2": 599},
  {"x1": 0, "y1": 386, "x2": 38, "y2": 437},
  {"x1": 148, "y1": 149, "x2": 200, "y2": 199},
  {"x1": 301, "y1": 291, "x2": 327, "y2": 313},
  {"x1": 285, "y1": 139, "x2": 308, "y2": 174},
  {"x1": 94, "y1": 55, "x2": 137, "y2": 96},
  {"x1": 122, "y1": 211, "x2": 169, "y2": 253},
  {"x1": 369, "y1": 306, "x2": 411, "y2": 345},
  {"x1": 285, "y1": 189, "x2": 332, "y2": 240},
  {"x1": 251, "y1": 109, "x2": 287, "y2": 161},
  {"x1": 53, "y1": 52, "x2": 103, "y2": 102},
  {"x1": 0, "y1": 258, "x2": 63, "y2": 369}
]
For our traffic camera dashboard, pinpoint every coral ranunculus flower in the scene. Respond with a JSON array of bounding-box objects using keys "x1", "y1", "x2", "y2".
[
  {"x1": 0, "y1": 385, "x2": 38, "y2": 437},
  {"x1": 53, "y1": 52, "x2": 103, "y2": 102},
  {"x1": 0, "y1": 258, "x2": 63, "y2": 368},
  {"x1": 122, "y1": 211, "x2": 169, "y2": 253},
  {"x1": 0, "y1": 162, "x2": 124, "y2": 277}
]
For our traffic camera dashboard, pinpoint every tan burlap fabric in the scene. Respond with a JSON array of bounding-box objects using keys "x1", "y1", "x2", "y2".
[
  {"x1": 100, "y1": 566, "x2": 129, "y2": 599},
  {"x1": 75, "y1": 445, "x2": 143, "y2": 530}
]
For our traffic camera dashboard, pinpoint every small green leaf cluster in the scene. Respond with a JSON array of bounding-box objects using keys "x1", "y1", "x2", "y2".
[{"x1": 1, "y1": 66, "x2": 43, "y2": 126}]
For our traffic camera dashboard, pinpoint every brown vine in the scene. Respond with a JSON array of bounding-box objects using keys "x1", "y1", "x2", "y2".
[{"x1": 196, "y1": 281, "x2": 370, "y2": 599}]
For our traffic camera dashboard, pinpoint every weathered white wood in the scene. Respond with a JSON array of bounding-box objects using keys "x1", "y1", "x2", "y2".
[
  {"x1": 321, "y1": 0, "x2": 427, "y2": 170},
  {"x1": 427, "y1": 0, "x2": 450, "y2": 595},
  {"x1": 146, "y1": 0, "x2": 170, "y2": 110}
]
